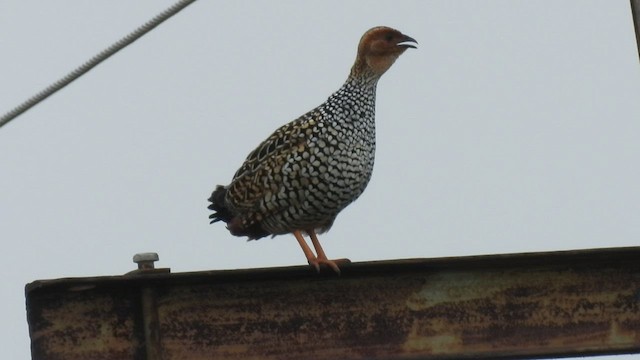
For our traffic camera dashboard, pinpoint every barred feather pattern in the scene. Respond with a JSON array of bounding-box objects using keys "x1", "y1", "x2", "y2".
[{"x1": 209, "y1": 77, "x2": 378, "y2": 239}]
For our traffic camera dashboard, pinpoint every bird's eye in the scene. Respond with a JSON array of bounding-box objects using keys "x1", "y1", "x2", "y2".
[{"x1": 385, "y1": 34, "x2": 394, "y2": 42}]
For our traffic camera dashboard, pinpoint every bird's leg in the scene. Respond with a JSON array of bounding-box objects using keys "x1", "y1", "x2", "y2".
[
  {"x1": 308, "y1": 230, "x2": 342, "y2": 274},
  {"x1": 293, "y1": 230, "x2": 320, "y2": 272}
]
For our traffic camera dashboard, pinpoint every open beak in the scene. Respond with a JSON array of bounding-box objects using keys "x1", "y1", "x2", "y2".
[{"x1": 397, "y1": 34, "x2": 418, "y2": 49}]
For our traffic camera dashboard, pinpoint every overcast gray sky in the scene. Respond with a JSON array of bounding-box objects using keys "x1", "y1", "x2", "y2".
[{"x1": 1, "y1": 1, "x2": 639, "y2": 359}]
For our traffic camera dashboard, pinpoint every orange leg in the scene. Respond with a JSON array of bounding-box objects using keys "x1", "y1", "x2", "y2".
[
  {"x1": 293, "y1": 230, "x2": 343, "y2": 274},
  {"x1": 308, "y1": 229, "x2": 341, "y2": 274},
  {"x1": 293, "y1": 230, "x2": 320, "y2": 272}
]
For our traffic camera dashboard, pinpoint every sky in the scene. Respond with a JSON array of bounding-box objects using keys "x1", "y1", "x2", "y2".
[{"x1": 1, "y1": 1, "x2": 639, "y2": 359}]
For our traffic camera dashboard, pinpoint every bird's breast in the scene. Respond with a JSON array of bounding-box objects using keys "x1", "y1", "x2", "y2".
[{"x1": 302, "y1": 111, "x2": 376, "y2": 205}]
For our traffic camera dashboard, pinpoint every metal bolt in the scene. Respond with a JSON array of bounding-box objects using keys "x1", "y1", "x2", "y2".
[{"x1": 133, "y1": 252, "x2": 159, "y2": 270}]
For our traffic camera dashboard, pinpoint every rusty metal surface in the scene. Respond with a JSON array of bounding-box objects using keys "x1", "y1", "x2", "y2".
[
  {"x1": 26, "y1": 282, "x2": 143, "y2": 360},
  {"x1": 141, "y1": 287, "x2": 162, "y2": 360},
  {"x1": 26, "y1": 247, "x2": 640, "y2": 360}
]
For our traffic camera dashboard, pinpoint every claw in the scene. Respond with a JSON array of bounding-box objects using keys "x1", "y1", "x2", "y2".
[
  {"x1": 309, "y1": 258, "x2": 341, "y2": 275},
  {"x1": 294, "y1": 230, "x2": 346, "y2": 275},
  {"x1": 308, "y1": 260, "x2": 321, "y2": 273}
]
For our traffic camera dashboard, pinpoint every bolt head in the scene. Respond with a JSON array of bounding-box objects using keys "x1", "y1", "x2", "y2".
[{"x1": 133, "y1": 252, "x2": 159, "y2": 264}]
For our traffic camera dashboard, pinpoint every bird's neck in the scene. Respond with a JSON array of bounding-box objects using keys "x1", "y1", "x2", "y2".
[
  {"x1": 326, "y1": 76, "x2": 378, "y2": 107},
  {"x1": 346, "y1": 66, "x2": 381, "y2": 88},
  {"x1": 342, "y1": 73, "x2": 379, "y2": 93}
]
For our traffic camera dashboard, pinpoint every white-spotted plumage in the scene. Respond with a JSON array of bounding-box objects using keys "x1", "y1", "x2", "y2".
[{"x1": 209, "y1": 26, "x2": 416, "y2": 273}]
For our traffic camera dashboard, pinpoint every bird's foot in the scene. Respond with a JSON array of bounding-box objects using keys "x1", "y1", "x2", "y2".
[{"x1": 308, "y1": 258, "x2": 351, "y2": 275}]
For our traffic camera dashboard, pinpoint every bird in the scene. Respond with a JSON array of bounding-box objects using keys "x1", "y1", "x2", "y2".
[{"x1": 208, "y1": 26, "x2": 416, "y2": 274}]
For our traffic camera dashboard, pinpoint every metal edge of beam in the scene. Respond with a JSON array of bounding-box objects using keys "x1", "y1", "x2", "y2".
[
  {"x1": 25, "y1": 246, "x2": 640, "y2": 290},
  {"x1": 25, "y1": 246, "x2": 640, "y2": 360}
]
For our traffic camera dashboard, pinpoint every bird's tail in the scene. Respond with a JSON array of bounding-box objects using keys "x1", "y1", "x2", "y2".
[{"x1": 208, "y1": 185, "x2": 233, "y2": 224}]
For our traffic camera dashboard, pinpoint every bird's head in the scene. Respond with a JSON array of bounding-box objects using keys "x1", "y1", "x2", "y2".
[{"x1": 351, "y1": 26, "x2": 417, "y2": 80}]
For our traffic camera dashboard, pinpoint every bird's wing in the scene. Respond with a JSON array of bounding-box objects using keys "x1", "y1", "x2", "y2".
[{"x1": 226, "y1": 111, "x2": 322, "y2": 212}]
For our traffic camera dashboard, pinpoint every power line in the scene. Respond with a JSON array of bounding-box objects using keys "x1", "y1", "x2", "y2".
[
  {"x1": 631, "y1": 0, "x2": 640, "y2": 62},
  {"x1": 0, "y1": 0, "x2": 197, "y2": 129}
]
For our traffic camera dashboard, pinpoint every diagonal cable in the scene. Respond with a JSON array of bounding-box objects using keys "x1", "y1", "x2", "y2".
[{"x1": 0, "y1": 0, "x2": 197, "y2": 129}]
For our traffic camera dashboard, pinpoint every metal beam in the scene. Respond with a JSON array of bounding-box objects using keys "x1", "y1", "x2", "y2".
[{"x1": 26, "y1": 247, "x2": 640, "y2": 359}]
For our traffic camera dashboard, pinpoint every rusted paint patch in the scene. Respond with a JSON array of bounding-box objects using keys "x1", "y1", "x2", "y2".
[
  {"x1": 27, "y1": 285, "x2": 142, "y2": 360},
  {"x1": 403, "y1": 266, "x2": 640, "y2": 357},
  {"x1": 157, "y1": 275, "x2": 420, "y2": 359}
]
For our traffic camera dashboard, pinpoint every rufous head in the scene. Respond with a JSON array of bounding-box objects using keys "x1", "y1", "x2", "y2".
[{"x1": 350, "y1": 26, "x2": 417, "y2": 80}]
